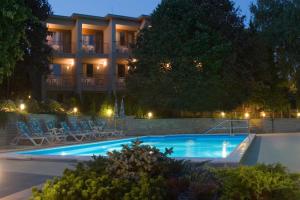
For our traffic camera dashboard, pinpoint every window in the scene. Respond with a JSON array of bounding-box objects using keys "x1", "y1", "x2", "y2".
[
  {"x1": 49, "y1": 64, "x2": 61, "y2": 76},
  {"x1": 118, "y1": 64, "x2": 126, "y2": 78},
  {"x1": 86, "y1": 64, "x2": 94, "y2": 77}
]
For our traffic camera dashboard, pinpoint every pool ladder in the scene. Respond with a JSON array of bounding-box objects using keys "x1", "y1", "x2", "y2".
[{"x1": 204, "y1": 120, "x2": 250, "y2": 135}]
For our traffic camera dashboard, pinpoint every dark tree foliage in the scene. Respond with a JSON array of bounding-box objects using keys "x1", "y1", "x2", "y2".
[
  {"x1": 1, "y1": 0, "x2": 52, "y2": 100},
  {"x1": 250, "y1": 0, "x2": 300, "y2": 111},
  {"x1": 127, "y1": 0, "x2": 253, "y2": 113},
  {"x1": 0, "y1": 0, "x2": 29, "y2": 83}
]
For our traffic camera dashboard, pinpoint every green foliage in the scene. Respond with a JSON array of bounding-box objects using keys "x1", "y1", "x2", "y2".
[
  {"x1": 40, "y1": 99, "x2": 64, "y2": 114},
  {"x1": 0, "y1": 0, "x2": 29, "y2": 83},
  {"x1": 127, "y1": 0, "x2": 249, "y2": 113},
  {"x1": 0, "y1": 100, "x2": 17, "y2": 112},
  {"x1": 250, "y1": 0, "x2": 300, "y2": 112},
  {"x1": 217, "y1": 164, "x2": 300, "y2": 200}
]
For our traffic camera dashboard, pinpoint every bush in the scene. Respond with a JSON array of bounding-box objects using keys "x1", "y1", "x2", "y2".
[
  {"x1": 40, "y1": 99, "x2": 65, "y2": 114},
  {"x1": 31, "y1": 141, "x2": 300, "y2": 200},
  {"x1": 0, "y1": 100, "x2": 17, "y2": 112},
  {"x1": 217, "y1": 164, "x2": 300, "y2": 200}
]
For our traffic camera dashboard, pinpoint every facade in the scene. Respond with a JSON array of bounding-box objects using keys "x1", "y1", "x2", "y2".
[{"x1": 44, "y1": 13, "x2": 149, "y2": 100}]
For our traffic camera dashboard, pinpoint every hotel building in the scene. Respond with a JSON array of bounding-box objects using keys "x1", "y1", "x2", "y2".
[{"x1": 44, "y1": 13, "x2": 149, "y2": 100}]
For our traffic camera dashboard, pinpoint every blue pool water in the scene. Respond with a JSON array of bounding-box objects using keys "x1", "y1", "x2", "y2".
[{"x1": 16, "y1": 134, "x2": 247, "y2": 158}]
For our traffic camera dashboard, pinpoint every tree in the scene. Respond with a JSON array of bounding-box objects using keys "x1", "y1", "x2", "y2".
[
  {"x1": 250, "y1": 0, "x2": 300, "y2": 113},
  {"x1": 127, "y1": 0, "x2": 252, "y2": 114},
  {"x1": 0, "y1": 0, "x2": 29, "y2": 83},
  {"x1": 0, "y1": 0, "x2": 52, "y2": 100}
]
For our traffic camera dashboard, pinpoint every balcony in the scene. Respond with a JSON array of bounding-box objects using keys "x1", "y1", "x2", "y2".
[
  {"x1": 48, "y1": 40, "x2": 72, "y2": 55},
  {"x1": 116, "y1": 78, "x2": 126, "y2": 90},
  {"x1": 46, "y1": 75, "x2": 75, "y2": 91},
  {"x1": 82, "y1": 43, "x2": 110, "y2": 56},
  {"x1": 81, "y1": 75, "x2": 107, "y2": 91},
  {"x1": 116, "y1": 42, "x2": 133, "y2": 55}
]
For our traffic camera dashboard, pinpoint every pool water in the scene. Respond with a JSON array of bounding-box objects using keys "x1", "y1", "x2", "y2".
[{"x1": 16, "y1": 134, "x2": 247, "y2": 159}]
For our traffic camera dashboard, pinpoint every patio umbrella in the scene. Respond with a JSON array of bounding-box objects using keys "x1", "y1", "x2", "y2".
[
  {"x1": 114, "y1": 98, "x2": 119, "y2": 118},
  {"x1": 120, "y1": 98, "x2": 125, "y2": 118}
]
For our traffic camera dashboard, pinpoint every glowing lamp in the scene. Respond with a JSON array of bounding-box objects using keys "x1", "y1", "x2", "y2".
[
  {"x1": 261, "y1": 112, "x2": 266, "y2": 118},
  {"x1": 244, "y1": 112, "x2": 250, "y2": 119},
  {"x1": 221, "y1": 112, "x2": 226, "y2": 118},
  {"x1": 297, "y1": 112, "x2": 300, "y2": 118},
  {"x1": 147, "y1": 112, "x2": 153, "y2": 119},
  {"x1": 73, "y1": 107, "x2": 78, "y2": 113},
  {"x1": 106, "y1": 108, "x2": 113, "y2": 117},
  {"x1": 20, "y1": 103, "x2": 26, "y2": 111}
]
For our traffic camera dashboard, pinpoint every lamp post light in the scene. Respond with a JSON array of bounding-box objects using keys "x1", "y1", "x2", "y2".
[
  {"x1": 73, "y1": 107, "x2": 78, "y2": 114},
  {"x1": 19, "y1": 103, "x2": 26, "y2": 112},
  {"x1": 147, "y1": 112, "x2": 153, "y2": 119},
  {"x1": 220, "y1": 112, "x2": 226, "y2": 118},
  {"x1": 261, "y1": 111, "x2": 266, "y2": 118},
  {"x1": 244, "y1": 112, "x2": 250, "y2": 119}
]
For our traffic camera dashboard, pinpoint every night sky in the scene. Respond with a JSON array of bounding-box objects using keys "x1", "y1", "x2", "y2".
[{"x1": 48, "y1": 0, "x2": 253, "y2": 22}]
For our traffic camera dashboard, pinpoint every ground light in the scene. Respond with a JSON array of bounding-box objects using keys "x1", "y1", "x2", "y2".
[
  {"x1": 261, "y1": 111, "x2": 266, "y2": 118},
  {"x1": 106, "y1": 108, "x2": 113, "y2": 117},
  {"x1": 19, "y1": 103, "x2": 26, "y2": 111},
  {"x1": 297, "y1": 112, "x2": 300, "y2": 118},
  {"x1": 147, "y1": 112, "x2": 153, "y2": 119},
  {"x1": 220, "y1": 112, "x2": 226, "y2": 118},
  {"x1": 73, "y1": 107, "x2": 78, "y2": 114},
  {"x1": 244, "y1": 112, "x2": 250, "y2": 119}
]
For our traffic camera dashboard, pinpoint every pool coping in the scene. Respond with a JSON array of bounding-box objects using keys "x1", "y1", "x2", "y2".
[{"x1": 0, "y1": 133, "x2": 255, "y2": 164}]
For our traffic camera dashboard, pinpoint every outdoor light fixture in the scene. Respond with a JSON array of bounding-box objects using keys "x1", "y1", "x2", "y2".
[
  {"x1": 96, "y1": 65, "x2": 100, "y2": 70},
  {"x1": 221, "y1": 112, "x2": 226, "y2": 118},
  {"x1": 106, "y1": 108, "x2": 113, "y2": 117},
  {"x1": 261, "y1": 112, "x2": 266, "y2": 118},
  {"x1": 28, "y1": 95, "x2": 31, "y2": 99},
  {"x1": 70, "y1": 60, "x2": 75, "y2": 66},
  {"x1": 20, "y1": 103, "x2": 26, "y2": 111},
  {"x1": 147, "y1": 112, "x2": 153, "y2": 119},
  {"x1": 297, "y1": 112, "x2": 300, "y2": 118},
  {"x1": 244, "y1": 112, "x2": 250, "y2": 119},
  {"x1": 73, "y1": 107, "x2": 78, "y2": 114},
  {"x1": 66, "y1": 65, "x2": 70, "y2": 70},
  {"x1": 103, "y1": 60, "x2": 107, "y2": 67}
]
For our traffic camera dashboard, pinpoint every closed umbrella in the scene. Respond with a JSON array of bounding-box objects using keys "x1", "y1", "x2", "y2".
[
  {"x1": 120, "y1": 98, "x2": 125, "y2": 118},
  {"x1": 114, "y1": 98, "x2": 118, "y2": 118}
]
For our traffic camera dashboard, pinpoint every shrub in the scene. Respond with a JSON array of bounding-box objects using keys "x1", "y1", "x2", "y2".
[
  {"x1": 40, "y1": 99, "x2": 65, "y2": 114},
  {"x1": 0, "y1": 100, "x2": 17, "y2": 112},
  {"x1": 217, "y1": 164, "x2": 300, "y2": 200},
  {"x1": 31, "y1": 141, "x2": 175, "y2": 200}
]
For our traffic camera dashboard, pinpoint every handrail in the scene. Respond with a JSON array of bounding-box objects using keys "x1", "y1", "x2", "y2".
[{"x1": 204, "y1": 120, "x2": 250, "y2": 135}]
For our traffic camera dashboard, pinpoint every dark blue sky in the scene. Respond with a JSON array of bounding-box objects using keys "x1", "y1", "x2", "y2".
[{"x1": 48, "y1": 0, "x2": 253, "y2": 22}]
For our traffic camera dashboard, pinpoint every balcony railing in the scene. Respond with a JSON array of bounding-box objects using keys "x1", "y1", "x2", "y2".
[
  {"x1": 48, "y1": 40, "x2": 72, "y2": 54},
  {"x1": 116, "y1": 77, "x2": 126, "y2": 90},
  {"x1": 82, "y1": 43, "x2": 110, "y2": 55},
  {"x1": 46, "y1": 75, "x2": 75, "y2": 90},
  {"x1": 116, "y1": 41, "x2": 134, "y2": 54},
  {"x1": 81, "y1": 75, "x2": 107, "y2": 91}
]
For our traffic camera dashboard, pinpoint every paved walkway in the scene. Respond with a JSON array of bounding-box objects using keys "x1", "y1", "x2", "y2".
[
  {"x1": 0, "y1": 159, "x2": 76, "y2": 199},
  {"x1": 242, "y1": 133, "x2": 300, "y2": 172}
]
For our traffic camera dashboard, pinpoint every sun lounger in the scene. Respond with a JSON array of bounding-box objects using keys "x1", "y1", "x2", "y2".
[
  {"x1": 45, "y1": 120, "x2": 67, "y2": 142},
  {"x1": 60, "y1": 122, "x2": 90, "y2": 142},
  {"x1": 11, "y1": 122, "x2": 50, "y2": 146}
]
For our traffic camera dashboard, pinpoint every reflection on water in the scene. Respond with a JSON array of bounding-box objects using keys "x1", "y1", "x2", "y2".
[{"x1": 222, "y1": 141, "x2": 228, "y2": 158}]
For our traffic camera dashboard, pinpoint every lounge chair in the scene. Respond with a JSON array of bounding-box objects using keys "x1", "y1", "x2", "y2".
[
  {"x1": 60, "y1": 122, "x2": 90, "y2": 142},
  {"x1": 79, "y1": 120, "x2": 99, "y2": 138},
  {"x1": 29, "y1": 120, "x2": 54, "y2": 142},
  {"x1": 45, "y1": 120, "x2": 67, "y2": 142},
  {"x1": 92, "y1": 119, "x2": 124, "y2": 137},
  {"x1": 11, "y1": 122, "x2": 50, "y2": 146}
]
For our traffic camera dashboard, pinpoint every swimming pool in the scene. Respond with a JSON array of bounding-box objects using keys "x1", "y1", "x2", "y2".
[{"x1": 13, "y1": 134, "x2": 251, "y2": 160}]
